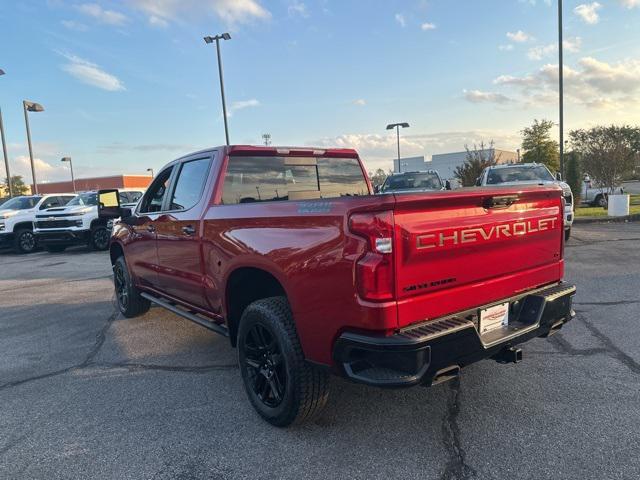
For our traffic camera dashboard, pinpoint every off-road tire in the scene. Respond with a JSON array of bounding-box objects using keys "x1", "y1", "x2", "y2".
[
  {"x1": 14, "y1": 229, "x2": 37, "y2": 254},
  {"x1": 45, "y1": 245, "x2": 67, "y2": 253},
  {"x1": 564, "y1": 229, "x2": 571, "y2": 242},
  {"x1": 238, "y1": 296, "x2": 330, "y2": 427},
  {"x1": 113, "y1": 255, "x2": 150, "y2": 318},
  {"x1": 90, "y1": 226, "x2": 110, "y2": 251}
]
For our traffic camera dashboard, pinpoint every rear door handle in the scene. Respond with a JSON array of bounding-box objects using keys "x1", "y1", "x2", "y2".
[
  {"x1": 182, "y1": 225, "x2": 196, "y2": 236},
  {"x1": 147, "y1": 224, "x2": 156, "y2": 233}
]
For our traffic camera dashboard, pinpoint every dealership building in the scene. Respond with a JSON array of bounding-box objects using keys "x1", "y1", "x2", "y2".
[{"x1": 34, "y1": 175, "x2": 153, "y2": 195}]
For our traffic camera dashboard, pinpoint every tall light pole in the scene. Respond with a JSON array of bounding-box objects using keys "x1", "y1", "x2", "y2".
[
  {"x1": 61, "y1": 157, "x2": 75, "y2": 193},
  {"x1": 558, "y1": 0, "x2": 565, "y2": 177},
  {"x1": 0, "y1": 69, "x2": 13, "y2": 197},
  {"x1": 23, "y1": 100, "x2": 44, "y2": 194},
  {"x1": 147, "y1": 168, "x2": 154, "y2": 177},
  {"x1": 204, "y1": 33, "x2": 231, "y2": 146},
  {"x1": 386, "y1": 122, "x2": 410, "y2": 172}
]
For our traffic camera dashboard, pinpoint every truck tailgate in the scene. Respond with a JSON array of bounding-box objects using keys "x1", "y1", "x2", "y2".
[{"x1": 392, "y1": 186, "x2": 564, "y2": 328}]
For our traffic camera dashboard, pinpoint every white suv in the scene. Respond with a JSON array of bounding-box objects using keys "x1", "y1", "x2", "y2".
[
  {"x1": 0, "y1": 194, "x2": 77, "y2": 253},
  {"x1": 477, "y1": 163, "x2": 574, "y2": 240},
  {"x1": 33, "y1": 189, "x2": 144, "y2": 252}
]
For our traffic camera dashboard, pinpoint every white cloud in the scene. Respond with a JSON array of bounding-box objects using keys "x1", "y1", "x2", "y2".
[
  {"x1": 76, "y1": 3, "x2": 128, "y2": 26},
  {"x1": 61, "y1": 20, "x2": 88, "y2": 31},
  {"x1": 421, "y1": 22, "x2": 436, "y2": 31},
  {"x1": 485, "y1": 56, "x2": 640, "y2": 110},
  {"x1": 129, "y1": 0, "x2": 271, "y2": 26},
  {"x1": 352, "y1": 99, "x2": 366, "y2": 106},
  {"x1": 463, "y1": 89, "x2": 513, "y2": 104},
  {"x1": 527, "y1": 37, "x2": 582, "y2": 60},
  {"x1": 228, "y1": 99, "x2": 260, "y2": 116},
  {"x1": 395, "y1": 13, "x2": 406, "y2": 27},
  {"x1": 59, "y1": 53, "x2": 125, "y2": 92},
  {"x1": 499, "y1": 44, "x2": 514, "y2": 51},
  {"x1": 574, "y1": 2, "x2": 602, "y2": 24},
  {"x1": 288, "y1": 1, "x2": 309, "y2": 18},
  {"x1": 148, "y1": 15, "x2": 169, "y2": 28},
  {"x1": 506, "y1": 30, "x2": 532, "y2": 42},
  {"x1": 12, "y1": 156, "x2": 69, "y2": 183},
  {"x1": 620, "y1": 0, "x2": 640, "y2": 8}
]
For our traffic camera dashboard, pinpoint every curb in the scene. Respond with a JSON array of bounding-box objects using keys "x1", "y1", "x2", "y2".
[{"x1": 573, "y1": 213, "x2": 640, "y2": 224}]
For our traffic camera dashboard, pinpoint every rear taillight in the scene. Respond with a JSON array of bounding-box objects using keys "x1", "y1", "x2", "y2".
[{"x1": 349, "y1": 211, "x2": 395, "y2": 301}]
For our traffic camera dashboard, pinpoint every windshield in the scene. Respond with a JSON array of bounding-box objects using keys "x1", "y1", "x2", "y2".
[
  {"x1": 67, "y1": 192, "x2": 98, "y2": 207},
  {"x1": 487, "y1": 166, "x2": 554, "y2": 184},
  {"x1": 381, "y1": 172, "x2": 442, "y2": 192},
  {"x1": 1, "y1": 196, "x2": 40, "y2": 210}
]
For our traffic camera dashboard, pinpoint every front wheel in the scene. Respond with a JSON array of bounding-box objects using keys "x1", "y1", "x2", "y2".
[
  {"x1": 565, "y1": 229, "x2": 571, "y2": 242},
  {"x1": 594, "y1": 194, "x2": 608, "y2": 208},
  {"x1": 113, "y1": 256, "x2": 150, "y2": 318},
  {"x1": 90, "y1": 226, "x2": 110, "y2": 251},
  {"x1": 238, "y1": 297, "x2": 329, "y2": 427},
  {"x1": 14, "y1": 229, "x2": 37, "y2": 254}
]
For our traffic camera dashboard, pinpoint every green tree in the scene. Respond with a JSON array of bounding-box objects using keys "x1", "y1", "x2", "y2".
[
  {"x1": 521, "y1": 119, "x2": 560, "y2": 172},
  {"x1": 368, "y1": 168, "x2": 388, "y2": 188},
  {"x1": 2, "y1": 175, "x2": 29, "y2": 196},
  {"x1": 569, "y1": 125, "x2": 638, "y2": 193},
  {"x1": 454, "y1": 141, "x2": 498, "y2": 187},
  {"x1": 564, "y1": 151, "x2": 582, "y2": 204}
]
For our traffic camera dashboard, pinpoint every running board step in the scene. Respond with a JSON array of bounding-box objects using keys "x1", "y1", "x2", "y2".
[{"x1": 141, "y1": 292, "x2": 229, "y2": 337}]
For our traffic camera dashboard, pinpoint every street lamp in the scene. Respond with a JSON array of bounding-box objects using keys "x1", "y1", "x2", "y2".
[
  {"x1": 204, "y1": 32, "x2": 232, "y2": 146},
  {"x1": 147, "y1": 168, "x2": 154, "y2": 177},
  {"x1": 0, "y1": 69, "x2": 12, "y2": 197},
  {"x1": 60, "y1": 157, "x2": 75, "y2": 193},
  {"x1": 558, "y1": 0, "x2": 565, "y2": 178},
  {"x1": 23, "y1": 100, "x2": 44, "y2": 194},
  {"x1": 386, "y1": 122, "x2": 410, "y2": 172}
]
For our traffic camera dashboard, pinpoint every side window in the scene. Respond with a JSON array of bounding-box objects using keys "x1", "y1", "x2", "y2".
[
  {"x1": 39, "y1": 197, "x2": 60, "y2": 209},
  {"x1": 128, "y1": 191, "x2": 143, "y2": 204},
  {"x1": 169, "y1": 158, "x2": 210, "y2": 211},
  {"x1": 139, "y1": 167, "x2": 174, "y2": 213},
  {"x1": 317, "y1": 157, "x2": 368, "y2": 198},
  {"x1": 60, "y1": 196, "x2": 75, "y2": 205}
]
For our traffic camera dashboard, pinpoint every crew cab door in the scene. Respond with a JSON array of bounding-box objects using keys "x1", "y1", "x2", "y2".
[
  {"x1": 154, "y1": 155, "x2": 213, "y2": 309},
  {"x1": 127, "y1": 166, "x2": 175, "y2": 288}
]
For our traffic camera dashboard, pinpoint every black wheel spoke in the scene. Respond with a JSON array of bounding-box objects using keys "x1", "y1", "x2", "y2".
[
  {"x1": 244, "y1": 322, "x2": 287, "y2": 408},
  {"x1": 245, "y1": 358, "x2": 260, "y2": 369},
  {"x1": 268, "y1": 377, "x2": 281, "y2": 402}
]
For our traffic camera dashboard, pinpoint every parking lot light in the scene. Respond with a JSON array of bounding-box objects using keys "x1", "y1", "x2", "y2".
[
  {"x1": 204, "y1": 33, "x2": 231, "y2": 146},
  {"x1": 61, "y1": 157, "x2": 76, "y2": 193},
  {"x1": 23, "y1": 100, "x2": 44, "y2": 194},
  {"x1": 147, "y1": 168, "x2": 154, "y2": 177},
  {"x1": 386, "y1": 122, "x2": 410, "y2": 172}
]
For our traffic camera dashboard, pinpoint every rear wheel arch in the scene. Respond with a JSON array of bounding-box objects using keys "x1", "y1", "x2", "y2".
[{"x1": 225, "y1": 267, "x2": 288, "y2": 347}]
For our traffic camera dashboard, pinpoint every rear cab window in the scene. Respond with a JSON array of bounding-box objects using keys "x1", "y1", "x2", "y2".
[{"x1": 221, "y1": 156, "x2": 368, "y2": 205}]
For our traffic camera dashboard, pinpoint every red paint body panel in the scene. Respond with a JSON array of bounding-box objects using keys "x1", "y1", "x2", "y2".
[{"x1": 114, "y1": 146, "x2": 565, "y2": 367}]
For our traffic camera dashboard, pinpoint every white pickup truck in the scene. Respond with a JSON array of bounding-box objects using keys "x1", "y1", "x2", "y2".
[
  {"x1": 477, "y1": 163, "x2": 574, "y2": 240},
  {"x1": 581, "y1": 176, "x2": 625, "y2": 207},
  {"x1": 0, "y1": 194, "x2": 77, "y2": 253},
  {"x1": 34, "y1": 189, "x2": 144, "y2": 252}
]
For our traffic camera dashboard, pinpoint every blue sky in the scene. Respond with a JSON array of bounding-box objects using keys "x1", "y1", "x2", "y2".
[{"x1": 1, "y1": 0, "x2": 639, "y2": 183}]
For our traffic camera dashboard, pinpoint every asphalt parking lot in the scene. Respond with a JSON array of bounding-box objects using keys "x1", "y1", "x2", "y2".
[{"x1": 1, "y1": 223, "x2": 639, "y2": 480}]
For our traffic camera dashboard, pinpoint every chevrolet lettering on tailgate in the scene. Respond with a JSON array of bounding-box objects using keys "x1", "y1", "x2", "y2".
[{"x1": 416, "y1": 216, "x2": 558, "y2": 251}]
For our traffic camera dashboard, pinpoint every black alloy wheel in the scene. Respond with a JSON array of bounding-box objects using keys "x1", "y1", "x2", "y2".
[
  {"x1": 91, "y1": 227, "x2": 110, "y2": 251},
  {"x1": 15, "y1": 230, "x2": 36, "y2": 254},
  {"x1": 243, "y1": 323, "x2": 286, "y2": 408},
  {"x1": 113, "y1": 262, "x2": 129, "y2": 312}
]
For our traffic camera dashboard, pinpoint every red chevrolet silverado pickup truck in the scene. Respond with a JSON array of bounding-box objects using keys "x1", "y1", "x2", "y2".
[{"x1": 98, "y1": 145, "x2": 576, "y2": 426}]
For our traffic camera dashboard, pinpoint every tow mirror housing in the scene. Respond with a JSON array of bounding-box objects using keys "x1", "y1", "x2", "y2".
[
  {"x1": 98, "y1": 189, "x2": 122, "y2": 219},
  {"x1": 555, "y1": 172, "x2": 562, "y2": 181},
  {"x1": 445, "y1": 180, "x2": 452, "y2": 190}
]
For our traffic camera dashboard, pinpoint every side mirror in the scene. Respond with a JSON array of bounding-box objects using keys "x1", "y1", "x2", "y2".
[
  {"x1": 555, "y1": 172, "x2": 562, "y2": 181},
  {"x1": 445, "y1": 180, "x2": 452, "y2": 190},
  {"x1": 374, "y1": 185, "x2": 380, "y2": 194},
  {"x1": 475, "y1": 178, "x2": 481, "y2": 187},
  {"x1": 98, "y1": 189, "x2": 122, "y2": 219}
]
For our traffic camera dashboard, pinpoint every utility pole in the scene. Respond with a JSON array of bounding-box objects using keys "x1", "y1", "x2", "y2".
[{"x1": 558, "y1": 0, "x2": 565, "y2": 177}]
